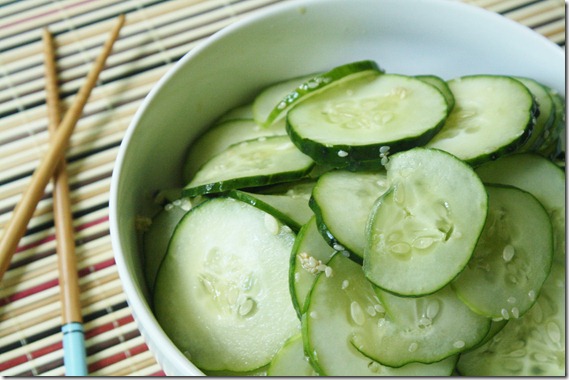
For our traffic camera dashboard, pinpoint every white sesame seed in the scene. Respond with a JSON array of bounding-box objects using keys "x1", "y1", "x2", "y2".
[
  {"x1": 453, "y1": 340, "x2": 465, "y2": 349},
  {"x1": 350, "y1": 301, "x2": 366, "y2": 326},
  {"x1": 511, "y1": 307, "x2": 520, "y2": 319},
  {"x1": 337, "y1": 150, "x2": 349, "y2": 157},
  {"x1": 333, "y1": 243, "x2": 345, "y2": 251},
  {"x1": 502, "y1": 244, "x2": 515, "y2": 262},
  {"x1": 341, "y1": 280, "x2": 350, "y2": 290},
  {"x1": 501, "y1": 308, "x2": 510, "y2": 320},
  {"x1": 324, "y1": 266, "x2": 333, "y2": 277}
]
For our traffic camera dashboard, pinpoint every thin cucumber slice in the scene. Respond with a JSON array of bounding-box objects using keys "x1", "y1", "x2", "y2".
[
  {"x1": 253, "y1": 74, "x2": 317, "y2": 126},
  {"x1": 364, "y1": 148, "x2": 488, "y2": 296},
  {"x1": 182, "y1": 118, "x2": 286, "y2": 182},
  {"x1": 537, "y1": 89, "x2": 565, "y2": 159},
  {"x1": 287, "y1": 73, "x2": 448, "y2": 168},
  {"x1": 216, "y1": 103, "x2": 254, "y2": 123},
  {"x1": 228, "y1": 189, "x2": 312, "y2": 232},
  {"x1": 289, "y1": 216, "x2": 336, "y2": 317},
  {"x1": 426, "y1": 75, "x2": 537, "y2": 165},
  {"x1": 302, "y1": 252, "x2": 458, "y2": 376},
  {"x1": 183, "y1": 135, "x2": 314, "y2": 197},
  {"x1": 416, "y1": 74, "x2": 455, "y2": 112},
  {"x1": 258, "y1": 60, "x2": 383, "y2": 127},
  {"x1": 153, "y1": 197, "x2": 299, "y2": 372},
  {"x1": 456, "y1": 263, "x2": 565, "y2": 376},
  {"x1": 475, "y1": 153, "x2": 565, "y2": 264},
  {"x1": 514, "y1": 77, "x2": 556, "y2": 151},
  {"x1": 352, "y1": 285, "x2": 491, "y2": 367},
  {"x1": 451, "y1": 185, "x2": 553, "y2": 320},
  {"x1": 310, "y1": 170, "x2": 390, "y2": 260},
  {"x1": 142, "y1": 197, "x2": 192, "y2": 291},
  {"x1": 267, "y1": 334, "x2": 317, "y2": 376}
]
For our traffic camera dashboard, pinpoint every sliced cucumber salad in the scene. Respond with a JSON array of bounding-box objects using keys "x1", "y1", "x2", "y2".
[{"x1": 141, "y1": 60, "x2": 565, "y2": 376}]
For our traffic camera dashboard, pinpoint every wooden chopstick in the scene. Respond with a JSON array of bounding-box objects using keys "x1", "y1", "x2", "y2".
[
  {"x1": 43, "y1": 28, "x2": 89, "y2": 376},
  {"x1": 0, "y1": 14, "x2": 126, "y2": 281}
]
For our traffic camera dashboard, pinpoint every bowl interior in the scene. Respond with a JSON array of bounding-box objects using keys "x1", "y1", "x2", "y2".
[{"x1": 109, "y1": 0, "x2": 565, "y2": 375}]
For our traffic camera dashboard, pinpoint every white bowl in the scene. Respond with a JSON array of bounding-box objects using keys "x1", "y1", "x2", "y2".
[{"x1": 109, "y1": 0, "x2": 565, "y2": 375}]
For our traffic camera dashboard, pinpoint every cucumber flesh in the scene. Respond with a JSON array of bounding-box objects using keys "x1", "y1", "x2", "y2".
[
  {"x1": 183, "y1": 135, "x2": 314, "y2": 197},
  {"x1": 475, "y1": 153, "x2": 565, "y2": 264},
  {"x1": 256, "y1": 60, "x2": 383, "y2": 127},
  {"x1": 267, "y1": 334, "x2": 317, "y2": 376},
  {"x1": 182, "y1": 118, "x2": 286, "y2": 182},
  {"x1": 426, "y1": 75, "x2": 536, "y2": 165},
  {"x1": 289, "y1": 216, "x2": 336, "y2": 317},
  {"x1": 451, "y1": 185, "x2": 553, "y2": 320},
  {"x1": 153, "y1": 197, "x2": 300, "y2": 372},
  {"x1": 142, "y1": 197, "x2": 192, "y2": 291},
  {"x1": 228, "y1": 189, "x2": 313, "y2": 232},
  {"x1": 310, "y1": 169, "x2": 390, "y2": 260},
  {"x1": 416, "y1": 74, "x2": 455, "y2": 112},
  {"x1": 287, "y1": 73, "x2": 448, "y2": 167},
  {"x1": 456, "y1": 263, "x2": 565, "y2": 376},
  {"x1": 364, "y1": 148, "x2": 488, "y2": 296},
  {"x1": 303, "y1": 252, "x2": 458, "y2": 376},
  {"x1": 352, "y1": 285, "x2": 491, "y2": 367}
]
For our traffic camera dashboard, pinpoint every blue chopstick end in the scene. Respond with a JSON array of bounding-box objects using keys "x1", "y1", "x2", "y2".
[{"x1": 62, "y1": 322, "x2": 88, "y2": 376}]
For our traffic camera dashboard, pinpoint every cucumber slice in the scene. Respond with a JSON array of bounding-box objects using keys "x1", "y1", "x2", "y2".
[
  {"x1": 216, "y1": 103, "x2": 254, "y2": 123},
  {"x1": 426, "y1": 75, "x2": 537, "y2": 165},
  {"x1": 416, "y1": 74, "x2": 455, "y2": 112},
  {"x1": 183, "y1": 135, "x2": 315, "y2": 197},
  {"x1": 228, "y1": 188, "x2": 312, "y2": 232},
  {"x1": 253, "y1": 74, "x2": 317, "y2": 126},
  {"x1": 451, "y1": 185, "x2": 553, "y2": 320},
  {"x1": 287, "y1": 73, "x2": 448, "y2": 168},
  {"x1": 537, "y1": 89, "x2": 565, "y2": 160},
  {"x1": 153, "y1": 197, "x2": 299, "y2": 372},
  {"x1": 258, "y1": 60, "x2": 382, "y2": 127},
  {"x1": 475, "y1": 153, "x2": 565, "y2": 264},
  {"x1": 267, "y1": 334, "x2": 317, "y2": 376},
  {"x1": 514, "y1": 77, "x2": 556, "y2": 151},
  {"x1": 456, "y1": 263, "x2": 565, "y2": 376},
  {"x1": 289, "y1": 217, "x2": 336, "y2": 317},
  {"x1": 310, "y1": 170, "x2": 390, "y2": 261},
  {"x1": 352, "y1": 285, "x2": 491, "y2": 367},
  {"x1": 364, "y1": 148, "x2": 488, "y2": 296},
  {"x1": 182, "y1": 118, "x2": 286, "y2": 182},
  {"x1": 142, "y1": 197, "x2": 192, "y2": 291},
  {"x1": 302, "y1": 252, "x2": 458, "y2": 376}
]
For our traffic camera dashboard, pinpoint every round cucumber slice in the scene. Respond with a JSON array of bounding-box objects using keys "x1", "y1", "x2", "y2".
[
  {"x1": 287, "y1": 73, "x2": 448, "y2": 168},
  {"x1": 310, "y1": 169, "x2": 390, "y2": 261},
  {"x1": 456, "y1": 263, "x2": 565, "y2": 376},
  {"x1": 267, "y1": 334, "x2": 317, "y2": 376},
  {"x1": 183, "y1": 135, "x2": 314, "y2": 197},
  {"x1": 153, "y1": 197, "x2": 299, "y2": 372},
  {"x1": 426, "y1": 75, "x2": 537, "y2": 166},
  {"x1": 451, "y1": 185, "x2": 553, "y2": 320},
  {"x1": 364, "y1": 147, "x2": 488, "y2": 296},
  {"x1": 303, "y1": 252, "x2": 458, "y2": 376}
]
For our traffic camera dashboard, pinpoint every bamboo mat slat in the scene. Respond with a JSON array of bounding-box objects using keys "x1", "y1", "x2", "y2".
[{"x1": 0, "y1": 0, "x2": 565, "y2": 376}]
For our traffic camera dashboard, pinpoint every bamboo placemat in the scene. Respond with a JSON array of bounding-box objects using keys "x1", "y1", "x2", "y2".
[{"x1": 0, "y1": 0, "x2": 565, "y2": 376}]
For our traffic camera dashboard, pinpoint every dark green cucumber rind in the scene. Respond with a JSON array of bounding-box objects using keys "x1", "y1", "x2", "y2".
[
  {"x1": 537, "y1": 90, "x2": 565, "y2": 159},
  {"x1": 183, "y1": 166, "x2": 314, "y2": 197},
  {"x1": 514, "y1": 77, "x2": 555, "y2": 152},
  {"x1": 286, "y1": 119, "x2": 445, "y2": 169},
  {"x1": 228, "y1": 190, "x2": 302, "y2": 232},
  {"x1": 416, "y1": 74, "x2": 455, "y2": 112},
  {"x1": 308, "y1": 196, "x2": 363, "y2": 264},
  {"x1": 263, "y1": 60, "x2": 383, "y2": 127}
]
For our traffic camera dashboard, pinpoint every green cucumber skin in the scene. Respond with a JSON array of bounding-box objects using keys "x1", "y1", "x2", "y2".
[
  {"x1": 183, "y1": 165, "x2": 314, "y2": 197},
  {"x1": 308, "y1": 196, "x2": 363, "y2": 264},
  {"x1": 286, "y1": 119, "x2": 444, "y2": 169}
]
